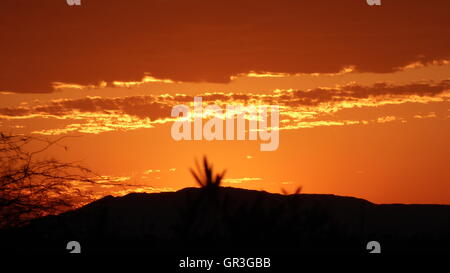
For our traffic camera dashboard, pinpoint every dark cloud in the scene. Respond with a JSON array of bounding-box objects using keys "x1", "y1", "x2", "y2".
[
  {"x1": 346, "y1": 81, "x2": 450, "y2": 98},
  {"x1": 282, "y1": 80, "x2": 450, "y2": 106},
  {"x1": 1, "y1": 0, "x2": 449, "y2": 93},
  {"x1": 0, "y1": 107, "x2": 30, "y2": 117},
  {"x1": 0, "y1": 80, "x2": 448, "y2": 120},
  {"x1": 0, "y1": 96, "x2": 171, "y2": 121}
]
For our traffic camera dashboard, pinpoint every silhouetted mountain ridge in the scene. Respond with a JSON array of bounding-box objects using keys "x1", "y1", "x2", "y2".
[{"x1": 2, "y1": 187, "x2": 450, "y2": 253}]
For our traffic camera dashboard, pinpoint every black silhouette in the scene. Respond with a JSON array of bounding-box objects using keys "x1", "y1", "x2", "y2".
[
  {"x1": 0, "y1": 132, "x2": 97, "y2": 229},
  {"x1": 1, "y1": 156, "x2": 450, "y2": 253}
]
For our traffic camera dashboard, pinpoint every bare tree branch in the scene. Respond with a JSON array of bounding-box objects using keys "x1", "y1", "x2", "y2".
[{"x1": 0, "y1": 132, "x2": 98, "y2": 229}]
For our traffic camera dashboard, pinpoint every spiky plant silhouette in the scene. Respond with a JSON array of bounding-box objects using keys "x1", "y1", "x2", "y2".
[
  {"x1": 281, "y1": 186, "x2": 302, "y2": 196},
  {"x1": 177, "y1": 156, "x2": 227, "y2": 243},
  {"x1": 190, "y1": 156, "x2": 226, "y2": 190}
]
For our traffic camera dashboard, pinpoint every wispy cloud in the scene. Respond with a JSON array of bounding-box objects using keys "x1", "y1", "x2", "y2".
[
  {"x1": 413, "y1": 112, "x2": 437, "y2": 119},
  {"x1": 222, "y1": 177, "x2": 263, "y2": 184},
  {"x1": 0, "y1": 80, "x2": 448, "y2": 135}
]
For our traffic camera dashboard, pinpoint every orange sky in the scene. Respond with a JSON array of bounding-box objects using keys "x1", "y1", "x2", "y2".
[{"x1": 0, "y1": 0, "x2": 449, "y2": 204}]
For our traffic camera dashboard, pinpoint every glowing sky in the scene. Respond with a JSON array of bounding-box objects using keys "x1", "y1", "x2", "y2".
[{"x1": 1, "y1": 0, "x2": 449, "y2": 204}]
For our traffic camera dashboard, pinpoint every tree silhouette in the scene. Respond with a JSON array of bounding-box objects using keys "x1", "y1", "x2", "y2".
[{"x1": 0, "y1": 132, "x2": 97, "y2": 229}]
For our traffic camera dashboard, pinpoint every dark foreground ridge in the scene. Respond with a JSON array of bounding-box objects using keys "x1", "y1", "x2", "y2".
[{"x1": 2, "y1": 187, "x2": 450, "y2": 253}]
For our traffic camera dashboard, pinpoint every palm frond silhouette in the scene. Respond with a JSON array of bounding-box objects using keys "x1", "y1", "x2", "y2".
[{"x1": 190, "y1": 156, "x2": 226, "y2": 189}]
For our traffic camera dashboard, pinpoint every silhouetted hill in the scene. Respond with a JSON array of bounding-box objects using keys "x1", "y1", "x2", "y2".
[{"x1": 2, "y1": 187, "x2": 450, "y2": 253}]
